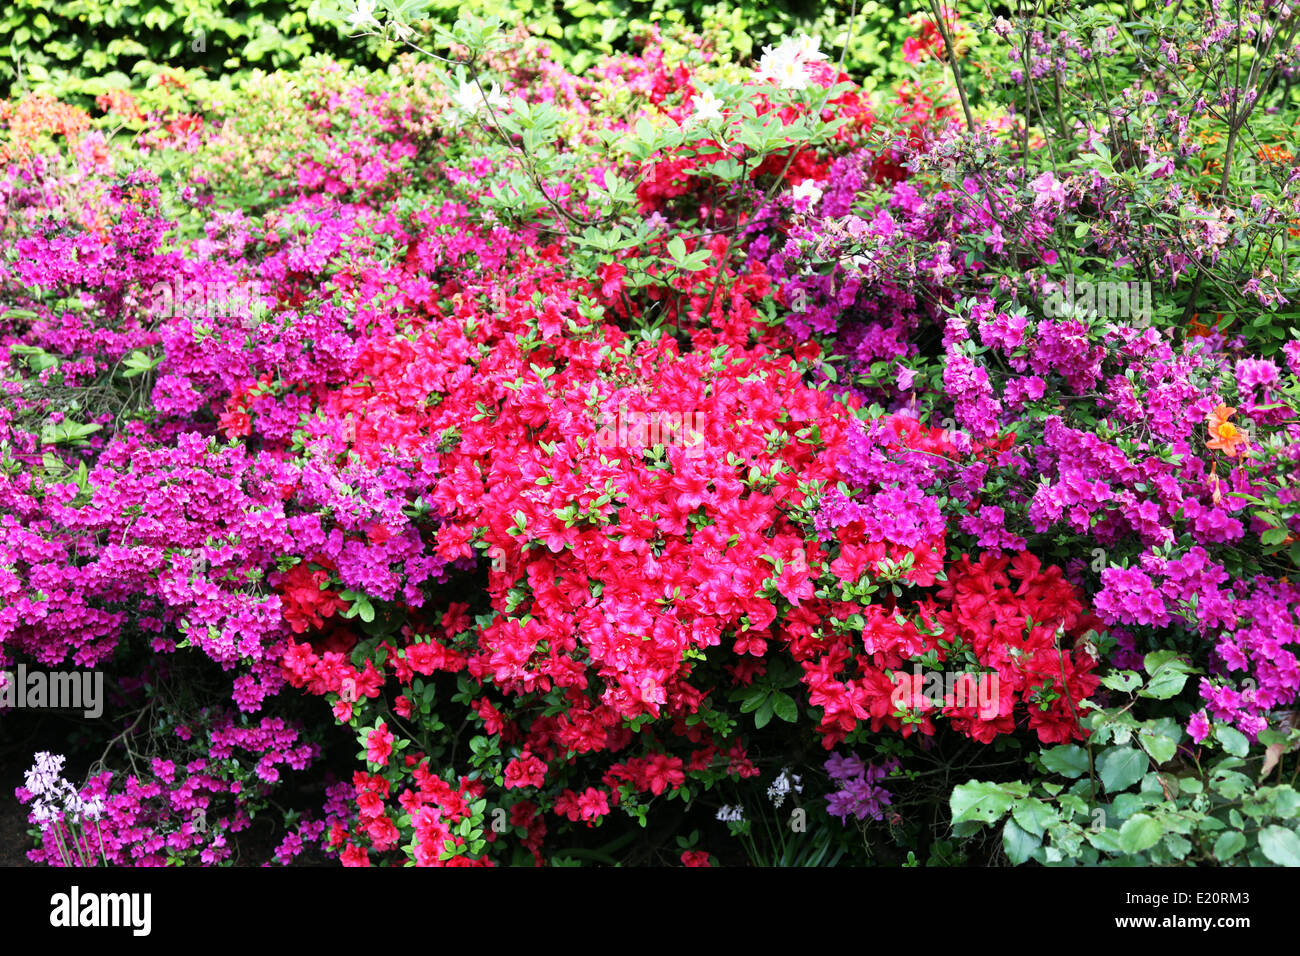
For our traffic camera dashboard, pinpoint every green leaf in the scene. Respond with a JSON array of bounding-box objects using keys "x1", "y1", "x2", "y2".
[
  {"x1": 1138, "y1": 731, "x2": 1178, "y2": 765},
  {"x1": 770, "y1": 691, "x2": 798, "y2": 723},
  {"x1": 1213, "y1": 831, "x2": 1247, "y2": 862},
  {"x1": 1215, "y1": 725, "x2": 1250, "y2": 758},
  {"x1": 1011, "y1": 797, "x2": 1059, "y2": 837},
  {"x1": 1086, "y1": 828, "x2": 1124, "y2": 853},
  {"x1": 1002, "y1": 818, "x2": 1039, "y2": 865},
  {"x1": 121, "y1": 348, "x2": 160, "y2": 378},
  {"x1": 1143, "y1": 650, "x2": 1187, "y2": 674},
  {"x1": 1040, "y1": 745, "x2": 1091, "y2": 778},
  {"x1": 1211, "y1": 768, "x2": 1253, "y2": 800},
  {"x1": 1118, "y1": 814, "x2": 1163, "y2": 854},
  {"x1": 1258, "y1": 825, "x2": 1300, "y2": 866},
  {"x1": 1136, "y1": 717, "x2": 1183, "y2": 767},
  {"x1": 1112, "y1": 791, "x2": 1153, "y2": 820},
  {"x1": 1262, "y1": 527, "x2": 1288, "y2": 547},
  {"x1": 753, "y1": 699, "x2": 773, "y2": 729},
  {"x1": 1097, "y1": 747, "x2": 1148, "y2": 793},
  {"x1": 1163, "y1": 833, "x2": 1193, "y2": 860},
  {"x1": 1264, "y1": 785, "x2": 1300, "y2": 817},
  {"x1": 1100, "y1": 670, "x2": 1141, "y2": 693},
  {"x1": 633, "y1": 116, "x2": 655, "y2": 146},
  {"x1": 1140, "y1": 667, "x2": 1191, "y2": 700},
  {"x1": 950, "y1": 781, "x2": 1027, "y2": 825},
  {"x1": 1058, "y1": 793, "x2": 1090, "y2": 817}
]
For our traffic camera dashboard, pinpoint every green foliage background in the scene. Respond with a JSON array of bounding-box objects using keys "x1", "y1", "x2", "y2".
[{"x1": 0, "y1": 0, "x2": 915, "y2": 101}]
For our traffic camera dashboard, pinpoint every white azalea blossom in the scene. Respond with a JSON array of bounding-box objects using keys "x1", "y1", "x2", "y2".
[
  {"x1": 346, "y1": 0, "x2": 382, "y2": 31},
  {"x1": 791, "y1": 35, "x2": 828, "y2": 63},
  {"x1": 791, "y1": 179, "x2": 824, "y2": 207},
  {"x1": 773, "y1": 57, "x2": 810, "y2": 90},
  {"x1": 453, "y1": 80, "x2": 510, "y2": 117},
  {"x1": 691, "y1": 89, "x2": 725, "y2": 123},
  {"x1": 756, "y1": 48, "x2": 809, "y2": 90},
  {"x1": 755, "y1": 35, "x2": 824, "y2": 90}
]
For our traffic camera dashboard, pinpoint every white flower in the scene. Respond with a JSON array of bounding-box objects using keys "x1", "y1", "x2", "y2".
[
  {"x1": 346, "y1": 0, "x2": 382, "y2": 31},
  {"x1": 755, "y1": 43, "x2": 807, "y2": 90},
  {"x1": 690, "y1": 89, "x2": 724, "y2": 124},
  {"x1": 453, "y1": 80, "x2": 509, "y2": 117},
  {"x1": 716, "y1": 804, "x2": 746, "y2": 822},
  {"x1": 24, "y1": 752, "x2": 66, "y2": 797},
  {"x1": 80, "y1": 796, "x2": 105, "y2": 822},
  {"x1": 791, "y1": 180, "x2": 824, "y2": 208},
  {"x1": 766, "y1": 767, "x2": 803, "y2": 808},
  {"x1": 755, "y1": 36, "x2": 821, "y2": 90},
  {"x1": 792, "y1": 35, "x2": 828, "y2": 64},
  {"x1": 775, "y1": 58, "x2": 810, "y2": 90},
  {"x1": 765, "y1": 55, "x2": 809, "y2": 91}
]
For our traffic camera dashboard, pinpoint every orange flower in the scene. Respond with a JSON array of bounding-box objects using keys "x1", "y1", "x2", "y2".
[
  {"x1": 1188, "y1": 312, "x2": 1215, "y2": 337},
  {"x1": 0, "y1": 92, "x2": 91, "y2": 163},
  {"x1": 1258, "y1": 143, "x2": 1294, "y2": 164},
  {"x1": 1206, "y1": 404, "x2": 1249, "y2": 458}
]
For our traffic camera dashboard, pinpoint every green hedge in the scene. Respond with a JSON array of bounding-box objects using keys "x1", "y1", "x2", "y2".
[
  {"x1": 2, "y1": 0, "x2": 368, "y2": 100},
  {"x1": 2, "y1": 0, "x2": 918, "y2": 102}
]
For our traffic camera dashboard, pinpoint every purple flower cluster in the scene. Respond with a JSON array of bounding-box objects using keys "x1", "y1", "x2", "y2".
[{"x1": 824, "y1": 752, "x2": 898, "y2": 824}]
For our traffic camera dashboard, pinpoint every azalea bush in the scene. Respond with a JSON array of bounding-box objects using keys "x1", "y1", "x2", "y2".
[{"x1": 3, "y1": 0, "x2": 1300, "y2": 868}]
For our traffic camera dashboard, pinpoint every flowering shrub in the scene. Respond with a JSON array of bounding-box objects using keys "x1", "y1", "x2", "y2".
[{"x1": 4, "y1": 0, "x2": 1300, "y2": 868}]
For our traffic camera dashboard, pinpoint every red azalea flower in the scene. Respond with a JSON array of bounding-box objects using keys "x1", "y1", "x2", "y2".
[
  {"x1": 340, "y1": 843, "x2": 370, "y2": 867},
  {"x1": 575, "y1": 787, "x2": 610, "y2": 822},
  {"x1": 504, "y1": 751, "x2": 548, "y2": 789},
  {"x1": 218, "y1": 406, "x2": 252, "y2": 439},
  {"x1": 367, "y1": 722, "x2": 395, "y2": 765}
]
